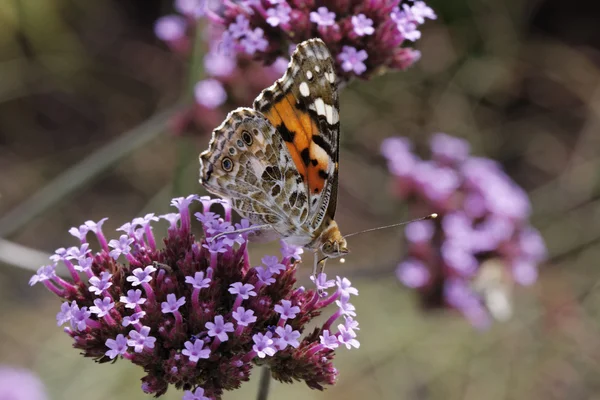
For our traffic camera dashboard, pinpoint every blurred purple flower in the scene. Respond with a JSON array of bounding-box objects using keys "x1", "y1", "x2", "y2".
[
  {"x1": 338, "y1": 46, "x2": 368, "y2": 75},
  {"x1": 208, "y1": 0, "x2": 435, "y2": 81},
  {"x1": 154, "y1": 15, "x2": 187, "y2": 42},
  {"x1": 310, "y1": 7, "x2": 336, "y2": 27},
  {"x1": 351, "y1": 14, "x2": 375, "y2": 36},
  {"x1": 383, "y1": 133, "x2": 546, "y2": 328},
  {"x1": 0, "y1": 366, "x2": 48, "y2": 400},
  {"x1": 194, "y1": 79, "x2": 227, "y2": 109}
]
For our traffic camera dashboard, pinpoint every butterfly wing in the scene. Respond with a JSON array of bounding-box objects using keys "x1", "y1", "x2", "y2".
[
  {"x1": 199, "y1": 107, "x2": 311, "y2": 239},
  {"x1": 253, "y1": 38, "x2": 340, "y2": 233}
]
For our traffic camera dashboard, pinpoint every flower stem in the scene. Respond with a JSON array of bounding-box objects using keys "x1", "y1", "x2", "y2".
[{"x1": 256, "y1": 366, "x2": 271, "y2": 400}]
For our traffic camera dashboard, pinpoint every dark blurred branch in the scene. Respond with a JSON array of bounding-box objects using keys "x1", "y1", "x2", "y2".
[
  {"x1": 0, "y1": 102, "x2": 186, "y2": 238},
  {"x1": 256, "y1": 366, "x2": 271, "y2": 400}
]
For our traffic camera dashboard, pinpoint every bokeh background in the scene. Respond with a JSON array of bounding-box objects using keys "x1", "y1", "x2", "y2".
[{"x1": 2, "y1": 0, "x2": 600, "y2": 399}]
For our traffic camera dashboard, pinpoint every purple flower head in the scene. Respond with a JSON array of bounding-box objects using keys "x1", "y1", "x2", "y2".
[
  {"x1": 126, "y1": 265, "x2": 157, "y2": 286},
  {"x1": 171, "y1": 195, "x2": 198, "y2": 212},
  {"x1": 405, "y1": 220, "x2": 435, "y2": 243},
  {"x1": 335, "y1": 300, "x2": 356, "y2": 317},
  {"x1": 240, "y1": 28, "x2": 268, "y2": 55},
  {"x1": 185, "y1": 271, "x2": 211, "y2": 289},
  {"x1": 255, "y1": 266, "x2": 275, "y2": 286},
  {"x1": 430, "y1": 133, "x2": 470, "y2": 164},
  {"x1": 195, "y1": 79, "x2": 227, "y2": 109},
  {"x1": 74, "y1": 256, "x2": 93, "y2": 273},
  {"x1": 175, "y1": 0, "x2": 206, "y2": 19},
  {"x1": 108, "y1": 235, "x2": 134, "y2": 260},
  {"x1": 123, "y1": 311, "x2": 146, "y2": 327},
  {"x1": 338, "y1": 46, "x2": 368, "y2": 75},
  {"x1": 120, "y1": 289, "x2": 146, "y2": 309},
  {"x1": 381, "y1": 137, "x2": 417, "y2": 177},
  {"x1": 261, "y1": 255, "x2": 285, "y2": 274},
  {"x1": 128, "y1": 326, "x2": 156, "y2": 353},
  {"x1": 90, "y1": 297, "x2": 115, "y2": 318},
  {"x1": 228, "y1": 14, "x2": 250, "y2": 39},
  {"x1": 0, "y1": 366, "x2": 48, "y2": 400},
  {"x1": 337, "y1": 324, "x2": 360, "y2": 349},
  {"x1": 396, "y1": 259, "x2": 430, "y2": 288},
  {"x1": 232, "y1": 307, "x2": 257, "y2": 327},
  {"x1": 274, "y1": 300, "x2": 300, "y2": 320},
  {"x1": 410, "y1": 1, "x2": 437, "y2": 23},
  {"x1": 384, "y1": 133, "x2": 545, "y2": 328},
  {"x1": 88, "y1": 271, "x2": 113, "y2": 295},
  {"x1": 29, "y1": 264, "x2": 56, "y2": 286},
  {"x1": 205, "y1": 315, "x2": 234, "y2": 342},
  {"x1": 266, "y1": 3, "x2": 291, "y2": 27},
  {"x1": 204, "y1": 50, "x2": 236, "y2": 78},
  {"x1": 56, "y1": 301, "x2": 74, "y2": 326},
  {"x1": 70, "y1": 304, "x2": 91, "y2": 331},
  {"x1": 320, "y1": 330, "x2": 339, "y2": 349},
  {"x1": 252, "y1": 332, "x2": 277, "y2": 358},
  {"x1": 155, "y1": 15, "x2": 187, "y2": 42},
  {"x1": 512, "y1": 259, "x2": 538, "y2": 286},
  {"x1": 69, "y1": 224, "x2": 90, "y2": 241},
  {"x1": 274, "y1": 324, "x2": 301, "y2": 350},
  {"x1": 336, "y1": 276, "x2": 358, "y2": 301},
  {"x1": 183, "y1": 387, "x2": 211, "y2": 400},
  {"x1": 182, "y1": 339, "x2": 211, "y2": 363},
  {"x1": 280, "y1": 240, "x2": 303, "y2": 259},
  {"x1": 310, "y1": 273, "x2": 336, "y2": 293},
  {"x1": 229, "y1": 282, "x2": 257, "y2": 299},
  {"x1": 161, "y1": 293, "x2": 186, "y2": 314},
  {"x1": 105, "y1": 334, "x2": 128, "y2": 359},
  {"x1": 30, "y1": 195, "x2": 358, "y2": 397},
  {"x1": 66, "y1": 243, "x2": 91, "y2": 261},
  {"x1": 352, "y1": 14, "x2": 375, "y2": 36},
  {"x1": 309, "y1": 7, "x2": 336, "y2": 26},
  {"x1": 161, "y1": 213, "x2": 181, "y2": 229}
]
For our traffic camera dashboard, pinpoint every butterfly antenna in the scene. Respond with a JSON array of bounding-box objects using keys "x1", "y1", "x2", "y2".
[{"x1": 342, "y1": 213, "x2": 438, "y2": 239}]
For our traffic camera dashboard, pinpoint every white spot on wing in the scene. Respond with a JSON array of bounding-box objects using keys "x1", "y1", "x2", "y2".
[
  {"x1": 306, "y1": 71, "x2": 313, "y2": 79},
  {"x1": 299, "y1": 82, "x2": 310, "y2": 97},
  {"x1": 314, "y1": 65, "x2": 320, "y2": 73},
  {"x1": 314, "y1": 98, "x2": 326, "y2": 117},
  {"x1": 325, "y1": 71, "x2": 335, "y2": 83}
]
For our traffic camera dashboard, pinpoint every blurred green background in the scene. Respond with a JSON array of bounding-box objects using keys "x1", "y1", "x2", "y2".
[{"x1": 2, "y1": 0, "x2": 600, "y2": 399}]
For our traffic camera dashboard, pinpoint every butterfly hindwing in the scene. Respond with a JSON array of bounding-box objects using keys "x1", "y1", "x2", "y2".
[
  {"x1": 253, "y1": 38, "x2": 340, "y2": 232},
  {"x1": 199, "y1": 108, "x2": 311, "y2": 236}
]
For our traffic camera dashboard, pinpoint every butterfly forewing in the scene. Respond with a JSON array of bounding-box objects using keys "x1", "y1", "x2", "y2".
[
  {"x1": 253, "y1": 39, "x2": 340, "y2": 231},
  {"x1": 200, "y1": 38, "x2": 342, "y2": 248}
]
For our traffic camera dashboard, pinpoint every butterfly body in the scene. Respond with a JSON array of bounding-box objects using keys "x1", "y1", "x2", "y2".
[{"x1": 199, "y1": 39, "x2": 348, "y2": 259}]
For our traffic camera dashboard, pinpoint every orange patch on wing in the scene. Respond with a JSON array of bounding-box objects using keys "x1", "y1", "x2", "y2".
[{"x1": 261, "y1": 94, "x2": 331, "y2": 195}]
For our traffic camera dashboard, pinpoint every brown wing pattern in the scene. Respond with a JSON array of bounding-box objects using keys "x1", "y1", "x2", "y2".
[{"x1": 253, "y1": 38, "x2": 340, "y2": 231}]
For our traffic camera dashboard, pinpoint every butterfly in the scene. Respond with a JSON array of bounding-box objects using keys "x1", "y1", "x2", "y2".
[{"x1": 199, "y1": 38, "x2": 347, "y2": 268}]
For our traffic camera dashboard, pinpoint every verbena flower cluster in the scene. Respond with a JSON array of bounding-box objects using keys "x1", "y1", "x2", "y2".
[
  {"x1": 30, "y1": 195, "x2": 359, "y2": 399},
  {"x1": 209, "y1": 0, "x2": 436, "y2": 81},
  {"x1": 382, "y1": 133, "x2": 547, "y2": 328},
  {"x1": 155, "y1": 1, "x2": 289, "y2": 135}
]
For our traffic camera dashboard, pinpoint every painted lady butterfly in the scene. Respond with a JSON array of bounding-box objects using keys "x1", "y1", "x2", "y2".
[{"x1": 199, "y1": 39, "x2": 347, "y2": 267}]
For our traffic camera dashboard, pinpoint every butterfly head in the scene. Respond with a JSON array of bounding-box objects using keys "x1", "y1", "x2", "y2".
[{"x1": 319, "y1": 219, "x2": 349, "y2": 258}]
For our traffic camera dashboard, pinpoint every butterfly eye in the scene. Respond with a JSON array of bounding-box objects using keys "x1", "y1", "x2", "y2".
[
  {"x1": 242, "y1": 131, "x2": 253, "y2": 146},
  {"x1": 221, "y1": 157, "x2": 234, "y2": 172}
]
